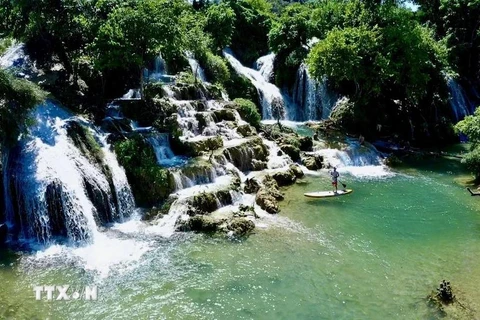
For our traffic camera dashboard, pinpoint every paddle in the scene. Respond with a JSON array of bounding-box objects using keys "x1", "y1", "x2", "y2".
[{"x1": 339, "y1": 181, "x2": 347, "y2": 189}]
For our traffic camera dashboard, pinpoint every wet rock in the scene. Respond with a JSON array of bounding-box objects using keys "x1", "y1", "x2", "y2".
[
  {"x1": 302, "y1": 154, "x2": 324, "y2": 170},
  {"x1": 226, "y1": 218, "x2": 255, "y2": 236},
  {"x1": 299, "y1": 136, "x2": 313, "y2": 151},
  {"x1": 289, "y1": 164, "x2": 304, "y2": 178},
  {"x1": 384, "y1": 154, "x2": 402, "y2": 167},
  {"x1": 101, "y1": 117, "x2": 133, "y2": 135},
  {"x1": 188, "y1": 190, "x2": 233, "y2": 216},
  {"x1": 178, "y1": 215, "x2": 224, "y2": 233},
  {"x1": 255, "y1": 175, "x2": 284, "y2": 214},
  {"x1": 255, "y1": 189, "x2": 279, "y2": 214},
  {"x1": 280, "y1": 144, "x2": 301, "y2": 162},
  {"x1": 272, "y1": 169, "x2": 297, "y2": 187},
  {"x1": 143, "y1": 196, "x2": 177, "y2": 221},
  {"x1": 244, "y1": 178, "x2": 261, "y2": 194},
  {"x1": 236, "y1": 124, "x2": 257, "y2": 137},
  {"x1": 262, "y1": 175, "x2": 284, "y2": 200},
  {"x1": 223, "y1": 137, "x2": 268, "y2": 171},
  {"x1": 251, "y1": 159, "x2": 267, "y2": 171},
  {"x1": 180, "y1": 136, "x2": 223, "y2": 157},
  {"x1": 213, "y1": 109, "x2": 237, "y2": 122},
  {"x1": 195, "y1": 113, "x2": 208, "y2": 131}
]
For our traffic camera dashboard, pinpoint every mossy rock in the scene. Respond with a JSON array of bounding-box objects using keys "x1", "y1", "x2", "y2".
[
  {"x1": 65, "y1": 120, "x2": 104, "y2": 166},
  {"x1": 301, "y1": 155, "x2": 324, "y2": 170},
  {"x1": 280, "y1": 144, "x2": 301, "y2": 162},
  {"x1": 255, "y1": 189, "x2": 279, "y2": 214},
  {"x1": 178, "y1": 215, "x2": 224, "y2": 233},
  {"x1": 213, "y1": 109, "x2": 237, "y2": 122},
  {"x1": 244, "y1": 178, "x2": 261, "y2": 194},
  {"x1": 289, "y1": 164, "x2": 304, "y2": 178},
  {"x1": 299, "y1": 136, "x2": 313, "y2": 151},
  {"x1": 143, "y1": 196, "x2": 177, "y2": 221},
  {"x1": 223, "y1": 137, "x2": 268, "y2": 171},
  {"x1": 236, "y1": 124, "x2": 257, "y2": 137},
  {"x1": 272, "y1": 169, "x2": 297, "y2": 187},
  {"x1": 179, "y1": 136, "x2": 224, "y2": 157},
  {"x1": 226, "y1": 218, "x2": 255, "y2": 236}
]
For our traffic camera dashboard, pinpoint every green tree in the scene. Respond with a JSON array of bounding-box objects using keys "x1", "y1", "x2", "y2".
[
  {"x1": 205, "y1": 3, "x2": 236, "y2": 52},
  {"x1": 0, "y1": 70, "x2": 46, "y2": 145},
  {"x1": 91, "y1": 0, "x2": 188, "y2": 97},
  {"x1": 455, "y1": 108, "x2": 480, "y2": 179}
]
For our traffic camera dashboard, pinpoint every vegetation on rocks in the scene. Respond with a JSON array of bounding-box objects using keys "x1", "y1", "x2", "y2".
[
  {"x1": 114, "y1": 135, "x2": 174, "y2": 206},
  {"x1": 232, "y1": 98, "x2": 262, "y2": 129}
]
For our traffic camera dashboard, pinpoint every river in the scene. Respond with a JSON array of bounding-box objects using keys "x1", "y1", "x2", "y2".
[{"x1": 1, "y1": 151, "x2": 479, "y2": 319}]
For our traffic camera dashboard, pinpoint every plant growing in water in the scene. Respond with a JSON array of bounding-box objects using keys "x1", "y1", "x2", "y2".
[{"x1": 271, "y1": 97, "x2": 285, "y2": 131}]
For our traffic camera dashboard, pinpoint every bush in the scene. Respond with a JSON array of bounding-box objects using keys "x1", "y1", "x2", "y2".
[
  {"x1": 233, "y1": 98, "x2": 262, "y2": 128},
  {"x1": 200, "y1": 52, "x2": 230, "y2": 84},
  {"x1": 115, "y1": 135, "x2": 174, "y2": 206}
]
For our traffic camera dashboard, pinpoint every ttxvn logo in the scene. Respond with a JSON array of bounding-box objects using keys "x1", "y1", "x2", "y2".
[{"x1": 33, "y1": 285, "x2": 98, "y2": 301}]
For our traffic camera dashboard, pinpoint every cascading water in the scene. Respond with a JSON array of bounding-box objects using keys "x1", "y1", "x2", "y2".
[
  {"x1": 254, "y1": 53, "x2": 275, "y2": 83},
  {"x1": 2, "y1": 101, "x2": 135, "y2": 245},
  {"x1": 186, "y1": 52, "x2": 207, "y2": 83},
  {"x1": 292, "y1": 63, "x2": 338, "y2": 121},
  {"x1": 314, "y1": 138, "x2": 392, "y2": 178},
  {"x1": 223, "y1": 49, "x2": 287, "y2": 120},
  {"x1": 146, "y1": 133, "x2": 186, "y2": 167},
  {"x1": 446, "y1": 76, "x2": 475, "y2": 122}
]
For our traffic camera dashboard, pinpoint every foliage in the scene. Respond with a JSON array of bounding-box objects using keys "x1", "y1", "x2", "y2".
[
  {"x1": 455, "y1": 108, "x2": 480, "y2": 178},
  {"x1": 0, "y1": 69, "x2": 46, "y2": 145},
  {"x1": 205, "y1": 3, "x2": 236, "y2": 52},
  {"x1": 233, "y1": 98, "x2": 262, "y2": 128},
  {"x1": 223, "y1": 65, "x2": 260, "y2": 104},
  {"x1": 199, "y1": 52, "x2": 230, "y2": 84},
  {"x1": 66, "y1": 121, "x2": 104, "y2": 165},
  {"x1": 227, "y1": 0, "x2": 273, "y2": 64},
  {"x1": 114, "y1": 135, "x2": 174, "y2": 206},
  {"x1": 91, "y1": 0, "x2": 187, "y2": 74}
]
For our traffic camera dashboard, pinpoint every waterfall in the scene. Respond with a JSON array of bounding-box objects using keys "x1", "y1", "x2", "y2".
[
  {"x1": 2, "y1": 101, "x2": 135, "y2": 245},
  {"x1": 292, "y1": 63, "x2": 338, "y2": 121},
  {"x1": 146, "y1": 133, "x2": 186, "y2": 167},
  {"x1": 145, "y1": 53, "x2": 175, "y2": 83},
  {"x1": 223, "y1": 49, "x2": 287, "y2": 120},
  {"x1": 446, "y1": 77, "x2": 474, "y2": 122},
  {"x1": 186, "y1": 52, "x2": 207, "y2": 83},
  {"x1": 315, "y1": 138, "x2": 392, "y2": 178},
  {"x1": 254, "y1": 53, "x2": 275, "y2": 83}
]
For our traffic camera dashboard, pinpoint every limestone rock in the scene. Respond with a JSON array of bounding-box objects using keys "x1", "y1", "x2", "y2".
[
  {"x1": 280, "y1": 144, "x2": 301, "y2": 162},
  {"x1": 226, "y1": 218, "x2": 255, "y2": 236},
  {"x1": 289, "y1": 164, "x2": 304, "y2": 178},
  {"x1": 302, "y1": 154, "x2": 324, "y2": 170},
  {"x1": 299, "y1": 136, "x2": 313, "y2": 151},
  {"x1": 255, "y1": 189, "x2": 279, "y2": 214},
  {"x1": 213, "y1": 109, "x2": 237, "y2": 122},
  {"x1": 272, "y1": 169, "x2": 297, "y2": 187},
  {"x1": 236, "y1": 124, "x2": 257, "y2": 137},
  {"x1": 244, "y1": 178, "x2": 261, "y2": 194}
]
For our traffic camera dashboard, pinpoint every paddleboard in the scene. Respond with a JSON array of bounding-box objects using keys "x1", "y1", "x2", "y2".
[{"x1": 304, "y1": 189, "x2": 353, "y2": 198}]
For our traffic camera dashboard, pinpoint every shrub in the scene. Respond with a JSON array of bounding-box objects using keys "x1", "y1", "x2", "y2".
[
  {"x1": 115, "y1": 135, "x2": 174, "y2": 206},
  {"x1": 233, "y1": 98, "x2": 261, "y2": 128},
  {"x1": 199, "y1": 52, "x2": 230, "y2": 84}
]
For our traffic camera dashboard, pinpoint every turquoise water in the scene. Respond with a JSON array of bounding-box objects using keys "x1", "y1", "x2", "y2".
[{"x1": 1, "y1": 159, "x2": 479, "y2": 319}]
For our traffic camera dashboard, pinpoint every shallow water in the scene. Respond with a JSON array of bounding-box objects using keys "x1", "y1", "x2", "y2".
[{"x1": 1, "y1": 158, "x2": 479, "y2": 319}]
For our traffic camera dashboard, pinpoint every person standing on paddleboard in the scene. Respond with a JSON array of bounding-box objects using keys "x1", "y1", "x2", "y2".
[{"x1": 330, "y1": 167, "x2": 340, "y2": 193}]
